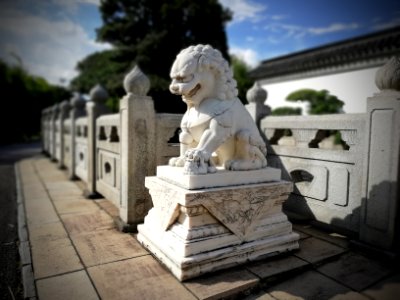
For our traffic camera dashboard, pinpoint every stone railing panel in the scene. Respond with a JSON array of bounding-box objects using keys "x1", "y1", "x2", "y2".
[
  {"x1": 96, "y1": 113, "x2": 121, "y2": 207},
  {"x1": 62, "y1": 119, "x2": 72, "y2": 171},
  {"x1": 261, "y1": 113, "x2": 366, "y2": 234},
  {"x1": 74, "y1": 116, "x2": 89, "y2": 182},
  {"x1": 155, "y1": 113, "x2": 182, "y2": 166}
]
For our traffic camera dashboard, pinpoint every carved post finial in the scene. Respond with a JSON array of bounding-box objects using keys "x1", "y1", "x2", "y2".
[
  {"x1": 70, "y1": 93, "x2": 86, "y2": 109},
  {"x1": 60, "y1": 100, "x2": 71, "y2": 116},
  {"x1": 89, "y1": 84, "x2": 109, "y2": 104},
  {"x1": 123, "y1": 65, "x2": 150, "y2": 96},
  {"x1": 246, "y1": 82, "x2": 267, "y2": 104},
  {"x1": 375, "y1": 56, "x2": 400, "y2": 91}
]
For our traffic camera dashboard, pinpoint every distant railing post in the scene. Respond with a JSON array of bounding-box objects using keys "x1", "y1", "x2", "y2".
[
  {"x1": 69, "y1": 94, "x2": 86, "y2": 180},
  {"x1": 41, "y1": 108, "x2": 48, "y2": 154},
  {"x1": 58, "y1": 100, "x2": 71, "y2": 169},
  {"x1": 360, "y1": 56, "x2": 400, "y2": 251},
  {"x1": 50, "y1": 103, "x2": 60, "y2": 161},
  {"x1": 117, "y1": 66, "x2": 156, "y2": 231},
  {"x1": 85, "y1": 84, "x2": 111, "y2": 198},
  {"x1": 245, "y1": 82, "x2": 270, "y2": 130}
]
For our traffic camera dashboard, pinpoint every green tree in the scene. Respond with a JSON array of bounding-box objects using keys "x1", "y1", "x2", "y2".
[
  {"x1": 0, "y1": 60, "x2": 70, "y2": 145},
  {"x1": 286, "y1": 89, "x2": 344, "y2": 115},
  {"x1": 271, "y1": 107, "x2": 302, "y2": 116},
  {"x1": 231, "y1": 55, "x2": 253, "y2": 104},
  {"x1": 72, "y1": 0, "x2": 232, "y2": 113}
]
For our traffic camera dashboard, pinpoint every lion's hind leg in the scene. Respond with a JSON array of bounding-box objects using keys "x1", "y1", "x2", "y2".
[{"x1": 225, "y1": 130, "x2": 267, "y2": 171}]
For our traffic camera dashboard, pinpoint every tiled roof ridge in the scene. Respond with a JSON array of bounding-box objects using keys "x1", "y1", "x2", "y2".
[{"x1": 250, "y1": 26, "x2": 400, "y2": 80}]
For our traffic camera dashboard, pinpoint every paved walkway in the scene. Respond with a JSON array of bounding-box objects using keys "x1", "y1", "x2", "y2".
[{"x1": 17, "y1": 157, "x2": 399, "y2": 300}]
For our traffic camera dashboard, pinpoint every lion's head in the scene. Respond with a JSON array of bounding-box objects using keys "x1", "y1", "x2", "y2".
[{"x1": 169, "y1": 44, "x2": 238, "y2": 107}]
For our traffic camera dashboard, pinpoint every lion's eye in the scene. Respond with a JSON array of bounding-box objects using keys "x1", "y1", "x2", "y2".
[{"x1": 176, "y1": 74, "x2": 193, "y2": 83}]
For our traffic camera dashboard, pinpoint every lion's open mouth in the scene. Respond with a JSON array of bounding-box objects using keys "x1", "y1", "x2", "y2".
[{"x1": 187, "y1": 84, "x2": 201, "y2": 97}]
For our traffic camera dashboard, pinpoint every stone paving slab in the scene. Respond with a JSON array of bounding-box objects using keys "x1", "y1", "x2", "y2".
[
  {"x1": 71, "y1": 229, "x2": 148, "y2": 267},
  {"x1": 293, "y1": 224, "x2": 350, "y2": 248},
  {"x1": 61, "y1": 210, "x2": 115, "y2": 236},
  {"x1": 317, "y1": 252, "x2": 392, "y2": 291},
  {"x1": 28, "y1": 221, "x2": 68, "y2": 243},
  {"x1": 363, "y1": 273, "x2": 400, "y2": 300},
  {"x1": 36, "y1": 271, "x2": 99, "y2": 300},
  {"x1": 88, "y1": 256, "x2": 197, "y2": 300},
  {"x1": 246, "y1": 254, "x2": 309, "y2": 280},
  {"x1": 31, "y1": 237, "x2": 83, "y2": 279},
  {"x1": 266, "y1": 270, "x2": 352, "y2": 299},
  {"x1": 53, "y1": 197, "x2": 100, "y2": 215},
  {"x1": 184, "y1": 268, "x2": 259, "y2": 300},
  {"x1": 17, "y1": 157, "x2": 399, "y2": 299},
  {"x1": 95, "y1": 199, "x2": 120, "y2": 217},
  {"x1": 294, "y1": 237, "x2": 347, "y2": 265}
]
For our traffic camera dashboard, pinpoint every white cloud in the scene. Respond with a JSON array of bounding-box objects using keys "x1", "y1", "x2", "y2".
[
  {"x1": 219, "y1": 0, "x2": 266, "y2": 23},
  {"x1": 50, "y1": 0, "x2": 100, "y2": 13},
  {"x1": 263, "y1": 21, "x2": 360, "y2": 46},
  {"x1": 372, "y1": 17, "x2": 400, "y2": 31},
  {"x1": 0, "y1": 5, "x2": 110, "y2": 86},
  {"x1": 308, "y1": 23, "x2": 359, "y2": 35},
  {"x1": 229, "y1": 47, "x2": 260, "y2": 67}
]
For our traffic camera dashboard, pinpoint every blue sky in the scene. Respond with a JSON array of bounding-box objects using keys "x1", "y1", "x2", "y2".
[{"x1": 0, "y1": 0, "x2": 399, "y2": 86}]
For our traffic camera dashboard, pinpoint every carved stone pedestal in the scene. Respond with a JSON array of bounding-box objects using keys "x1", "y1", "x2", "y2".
[{"x1": 137, "y1": 167, "x2": 299, "y2": 281}]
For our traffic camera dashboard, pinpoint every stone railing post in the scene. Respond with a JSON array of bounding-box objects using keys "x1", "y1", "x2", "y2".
[
  {"x1": 58, "y1": 100, "x2": 71, "y2": 169},
  {"x1": 117, "y1": 66, "x2": 156, "y2": 231},
  {"x1": 41, "y1": 108, "x2": 48, "y2": 154},
  {"x1": 68, "y1": 94, "x2": 86, "y2": 180},
  {"x1": 245, "y1": 82, "x2": 271, "y2": 129},
  {"x1": 50, "y1": 103, "x2": 60, "y2": 161},
  {"x1": 360, "y1": 57, "x2": 400, "y2": 251},
  {"x1": 85, "y1": 84, "x2": 111, "y2": 198}
]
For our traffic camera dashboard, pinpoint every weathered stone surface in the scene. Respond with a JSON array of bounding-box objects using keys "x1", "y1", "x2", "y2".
[
  {"x1": 37, "y1": 271, "x2": 99, "y2": 300},
  {"x1": 294, "y1": 237, "x2": 346, "y2": 264},
  {"x1": 267, "y1": 270, "x2": 351, "y2": 299},
  {"x1": 31, "y1": 238, "x2": 83, "y2": 279},
  {"x1": 28, "y1": 221, "x2": 68, "y2": 243},
  {"x1": 88, "y1": 256, "x2": 197, "y2": 300},
  {"x1": 363, "y1": 273, "x2": 400, "y2": 300},
  {"x1": 61, "y1": 210, "x2": 114, "y2": 236},
  {"x1": 95, "y1": 199, "x2": 119, "y2": 217},
  {"x1": 247, "y1": 255, "x2": 309, "y2": 279},
  {"x1": 138, "y1": 177, "x2": 298, "y2": 280},
  {"x1": 157, "y1": 166, "x2": 281, "y2": 189},
  {"x1": 293, "y1": 224, "x2": 349, "y2": 248},
  {"x1": 53, "y1": 197, "x2": 100, "y2": 215},
  {"x1": 184, "y1": 268, "x2": 259, "y2": 300},
  {"x1": 318, "y1": 252, "x2": 392, "y2": 291},
  {"x1": 72, "y1": 229, "x2": 148, "y2": 267}
]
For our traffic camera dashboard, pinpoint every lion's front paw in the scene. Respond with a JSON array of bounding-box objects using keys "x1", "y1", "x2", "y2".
[
  {"x1": 169, "y1": 156, "x2": 186, "y2": 167},
  {"x1": 183, "y1": 149, "x2": 216, "y2": 175}
]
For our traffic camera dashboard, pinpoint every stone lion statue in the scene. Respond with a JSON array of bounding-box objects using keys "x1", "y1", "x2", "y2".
[{"x1": 169, "y1": 44, "x2": 267, "y2": 175}]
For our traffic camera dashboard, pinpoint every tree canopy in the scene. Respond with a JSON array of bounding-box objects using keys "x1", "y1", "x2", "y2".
[
  {"x1": 0, "y1": 60, "x2": 70, "y2": 145},
  {"x1": 72, "y1": 0, "x2": 232, "y2": 113},
  {"x1": 271, "y1": 107, "x2": 302, "y2": 116},
  {"x1": 231, "y1": 55, "x2": 253, "y2": 104},
  {"x1": 286, "y1": 89, "x2": 344, "y2": 115}
]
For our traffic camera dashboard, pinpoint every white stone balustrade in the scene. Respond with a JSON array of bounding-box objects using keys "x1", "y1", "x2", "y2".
[{"x1": 40, "y1": 56, "x2": 400, "y2": 252}]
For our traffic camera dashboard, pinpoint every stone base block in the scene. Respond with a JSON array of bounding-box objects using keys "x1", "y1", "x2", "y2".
[
  {"x1": 157, "y1": 165, "x2": 281, "y2": 190},
  {"x1": 137, "y1": 176, "x2": 299, "y2": 281},
  {"x1": 138, "y1": 223, "x2": 298, "y2": 281}
]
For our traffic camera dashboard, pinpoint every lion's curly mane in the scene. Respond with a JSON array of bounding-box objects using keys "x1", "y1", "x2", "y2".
[{"x1": 176, "y1": 44, "x2": 239, "y2": 101}]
